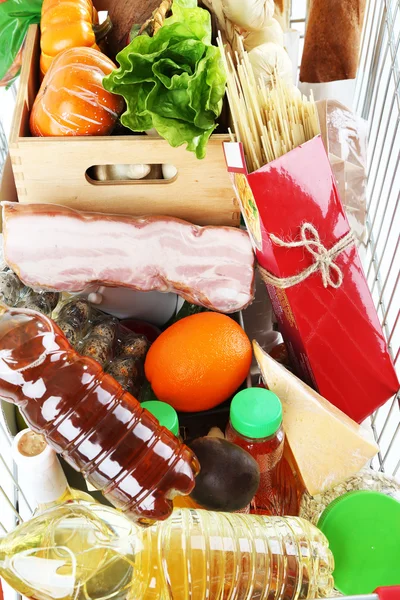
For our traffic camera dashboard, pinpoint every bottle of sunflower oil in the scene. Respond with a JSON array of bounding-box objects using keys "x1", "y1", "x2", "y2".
[
  {"x1": 11, "y1": 429, "x2": 93, "y2": 513},
  {"x1": 0, "y1": 502, "x2": 334, "y2": 600}
]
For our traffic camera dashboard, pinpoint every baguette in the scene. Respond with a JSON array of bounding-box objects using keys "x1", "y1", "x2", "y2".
[{"x1": 300, "y1": 0, "x2": 366, "y2": 83}]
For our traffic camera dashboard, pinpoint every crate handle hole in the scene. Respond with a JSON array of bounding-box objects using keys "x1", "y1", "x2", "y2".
[{"x1": 85, "y1": 164, "x2": 178, "y2": 185}]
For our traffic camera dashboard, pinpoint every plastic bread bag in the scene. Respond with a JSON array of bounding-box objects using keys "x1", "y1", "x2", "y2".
[{"x1": 316, "y1": 99, "x2": 368, "y2": 246}]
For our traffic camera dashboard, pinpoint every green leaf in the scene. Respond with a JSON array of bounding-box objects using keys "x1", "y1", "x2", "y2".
[
  {"x1": 164, "y1": 2, "x2": 212, "y2": 44},
  {"x1": 163, "y1": 300, "x2": 206, "y2": 329},
  {"x1": 173, "y1": 0, "x2": 197, "y2": 8},
  {"x1": 0, "y1": 0, "x2": 43, "y2": 82},
  {"x1": 103, "y1": 0, "x2": 226, "y2": 159},
  {"x1": 152, "y1": 113, "x2": 215, "y2": 159}
]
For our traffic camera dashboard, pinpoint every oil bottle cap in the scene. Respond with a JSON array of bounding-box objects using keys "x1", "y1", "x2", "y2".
[
  {"x1": 12, "y1": 429, "x2": 54, "y2": 467},
  {"x1": 230, "y1": 387, "x2": 282, "y2": 439},
  {"x1": 12, "y1": 429, "x2": 69, "y2": 505},
  {"x1": 142, "y1": 401, "x2": 179, "y2": 436},
  {"x1": 317, "y1": 490, "x2": 400, "y2": 594}
]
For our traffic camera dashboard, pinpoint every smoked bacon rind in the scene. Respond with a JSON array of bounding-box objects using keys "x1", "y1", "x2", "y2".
[{"x1": 2, "y1": 202, "x2": 255, "y2": 314}]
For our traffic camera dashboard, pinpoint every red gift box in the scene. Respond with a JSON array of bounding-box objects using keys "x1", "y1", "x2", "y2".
[{"x1": 224, "y1": 136, "x2": 398, "y2": 423}]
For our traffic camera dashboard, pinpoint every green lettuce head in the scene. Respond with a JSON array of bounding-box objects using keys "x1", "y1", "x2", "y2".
[{"x1": 103, "y1": 0, "x2": 226, "y2": 159}]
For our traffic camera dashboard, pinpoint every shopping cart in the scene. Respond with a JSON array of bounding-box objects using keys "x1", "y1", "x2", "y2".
[{"x1": 0, "y1": 0, "x2": 399, "y2": 598}]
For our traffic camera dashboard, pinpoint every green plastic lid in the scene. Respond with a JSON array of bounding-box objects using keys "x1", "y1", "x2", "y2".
[
  {"x1": 317, "y1": 490, "x2": 400, "y2": 594},
  {"x1": 230, "y1": 387, "x2": 283, "y2": 439},
  {"x1": 141, "y1": 401, "x2": 179, "y2": 436}
]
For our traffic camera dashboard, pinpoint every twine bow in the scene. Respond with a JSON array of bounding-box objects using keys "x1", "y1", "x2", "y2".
[{"x1": 258, "y1": 223, "x2": 354, "y2": 290}]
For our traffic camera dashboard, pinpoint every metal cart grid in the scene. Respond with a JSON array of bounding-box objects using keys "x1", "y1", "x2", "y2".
[{"x1": 0, "y1": 0, "x2": 399, "y2": 598}]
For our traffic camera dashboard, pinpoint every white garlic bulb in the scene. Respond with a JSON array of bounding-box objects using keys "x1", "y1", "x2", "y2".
[
  {"x1": 162, "y1": 164, "x2": 178, "y2": 180},
  {"x1": 243, "y1": 18, "x2": 284, "y2": 51},
  {"x1": 248, "y1": 42, "x2": 293, "y2": 87},
  {"x1": 145, "y1": 128, "x2": 161, "y2": 137},
  {"x1": 92, "y1": 164, "x2": 152, "y2": 181},
  {"x1": 221, "y1": 0, "x2": 274, "y2": 31}
]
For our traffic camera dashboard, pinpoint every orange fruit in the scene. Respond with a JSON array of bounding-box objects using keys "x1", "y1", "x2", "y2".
[{"x1": 144, "y1": 312, "x2": 252, "y2": 412}]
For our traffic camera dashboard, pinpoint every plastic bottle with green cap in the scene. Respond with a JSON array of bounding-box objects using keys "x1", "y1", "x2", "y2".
[
  {"x1": 140, "y1": 401, "x2": 202, "y2": 510},
  {"x1": 226, "y1": 387, "x2": 301, "y2": 516},
  {"x1": 141, "y1": 401, "x2": 180, "y2": 437}
]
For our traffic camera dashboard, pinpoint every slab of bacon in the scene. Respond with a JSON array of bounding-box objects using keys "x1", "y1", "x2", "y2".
[{"x1": 2, "y1": 202, "x2": 255, "y2": 314}]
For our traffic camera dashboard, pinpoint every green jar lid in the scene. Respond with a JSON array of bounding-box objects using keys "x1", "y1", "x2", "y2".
[
  {"x1": 230, "y1": 387, "x2": 282, "y2": 439},
  {"x1": 317, "y1": 490, "x2": 400, "y2": 594},
  {"x1": 142, "y1": 401, "x2": 179, "y2": 436}
]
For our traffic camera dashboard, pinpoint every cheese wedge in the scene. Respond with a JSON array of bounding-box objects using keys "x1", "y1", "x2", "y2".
[{"x1": 253, "y1": 341, "x2": 379, "y2": 495}]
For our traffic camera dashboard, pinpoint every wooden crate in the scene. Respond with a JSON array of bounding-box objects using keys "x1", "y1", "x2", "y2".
[{"x1": 9, "y1": 20, "x2": 239, "y2": 227}]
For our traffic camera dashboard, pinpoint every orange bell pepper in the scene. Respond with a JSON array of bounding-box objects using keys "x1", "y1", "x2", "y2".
[{"x1": 40, "y1": 0, "x2": 100, "y2": 76}]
